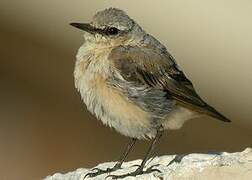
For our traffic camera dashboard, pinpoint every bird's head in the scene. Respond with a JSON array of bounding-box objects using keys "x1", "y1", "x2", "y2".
[{"x1": 70, "y1": 8, "x2": 145, "y2": 46}]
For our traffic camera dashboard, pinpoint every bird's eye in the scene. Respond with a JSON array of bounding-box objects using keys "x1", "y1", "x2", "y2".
[{"x1": 107, "y1": 27, "x2": 119, "y2": 35}]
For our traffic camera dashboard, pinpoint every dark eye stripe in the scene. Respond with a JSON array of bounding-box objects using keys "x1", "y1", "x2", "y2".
[
  {"x1": 105, "y1": 27, "x2": 119, "y2": 35},
  {"x1": 93, "y1": 26, "x2": 124, "y2": 36}
]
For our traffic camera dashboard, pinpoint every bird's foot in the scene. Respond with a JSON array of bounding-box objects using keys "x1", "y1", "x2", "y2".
[
  {"x1": 84, "y1": 163, "x2": 121, "y2": 178},
  {"x1": 106, "y1": 165, "x2": 161, "y2": 179}
]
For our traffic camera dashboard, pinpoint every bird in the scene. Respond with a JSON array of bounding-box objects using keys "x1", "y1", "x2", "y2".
[{"x1": 70, "y1": 7, "x2": 231, "y2": 179}]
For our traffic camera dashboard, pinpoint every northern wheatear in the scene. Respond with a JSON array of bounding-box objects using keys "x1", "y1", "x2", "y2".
[{"x1": 70, "y1": 8, "x2": 230, "y2": 179}]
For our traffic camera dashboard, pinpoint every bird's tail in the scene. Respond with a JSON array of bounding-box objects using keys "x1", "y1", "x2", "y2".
[{"x1": 203, "y1": 104, "x2": 231, "y2": 122}]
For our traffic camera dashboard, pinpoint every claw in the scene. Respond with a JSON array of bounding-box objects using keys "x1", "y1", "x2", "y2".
[
  {"x1": 83, "y1": 164, "x2": 122, "y2": 179},
  {"x1": 84, "y1": 169, "x2": 107, "y2": 179},
  {"x1": 105, "y1": 165, "x2": 162, "y2": 179},
  {"x1": 145, "y1": 166, "x2": 161, "y2": 174},
  {"x1": 146, "y1": 164, "x2": 161, "y2": 172},
  {"x1": 167, "y1": 154, "x2": 186, "y2": 166},
  {"x1": 84, "y1": 171, "x2": 96, "y2": 179},
  {"x1": 130, "y1": 164, "x2": 140, "y2": 168}
]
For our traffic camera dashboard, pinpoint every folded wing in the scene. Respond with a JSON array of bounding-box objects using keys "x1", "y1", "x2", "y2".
[{"x1": 109, "y1": 45, "x2": 230, "y2": 122}]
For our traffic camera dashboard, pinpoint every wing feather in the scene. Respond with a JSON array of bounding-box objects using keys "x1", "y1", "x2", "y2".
[{"x1": 109, "y1": 45, "x2": 230, "y2": 122}]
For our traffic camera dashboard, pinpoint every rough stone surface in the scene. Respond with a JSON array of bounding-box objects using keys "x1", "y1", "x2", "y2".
[{"x1": 45, "y1": 148, "x2": 252, "y2": 180}]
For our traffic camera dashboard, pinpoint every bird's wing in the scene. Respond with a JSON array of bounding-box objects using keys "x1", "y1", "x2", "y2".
[{"x1": 108, "y1": 45, "x2": 230, "y2": 122}]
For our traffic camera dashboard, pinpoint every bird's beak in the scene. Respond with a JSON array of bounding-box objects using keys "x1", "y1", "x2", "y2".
[{"x1": 70, "y1": 23, "x2": 98, "y2": 34}]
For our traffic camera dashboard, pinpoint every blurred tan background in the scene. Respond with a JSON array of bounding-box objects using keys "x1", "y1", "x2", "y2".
[{"x1": 0, "y1": 0, "x2": 252, "y2": 180}]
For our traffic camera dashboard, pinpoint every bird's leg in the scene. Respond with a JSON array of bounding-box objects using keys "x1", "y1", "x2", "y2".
[
  {"x1": 107, "y1": 126, "x2": 163, "y2": 179},
  {"x1": 84, "y1": 138, "x2": 137, "y2": 178},
  {"x1": 112, "y1": 138, "x2": 137, "y2": 169}
]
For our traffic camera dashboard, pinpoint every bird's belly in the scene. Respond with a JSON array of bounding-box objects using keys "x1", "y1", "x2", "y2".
[{"x1": 75, "y1": 71, "x2": 156, "y2": 139}]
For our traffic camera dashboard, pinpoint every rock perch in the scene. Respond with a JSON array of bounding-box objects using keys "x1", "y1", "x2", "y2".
[{"x1": 45, "y1": 148, "x2": 252, "y2": 180}]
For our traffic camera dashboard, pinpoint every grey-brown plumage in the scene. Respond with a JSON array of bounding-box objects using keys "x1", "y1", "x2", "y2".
[
  {"x1": 70, "y1": 7, "x2": 230, "y2": 178},
  {"x1": 109, "y1": 45, "x2": 230, "y2": 122}
]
